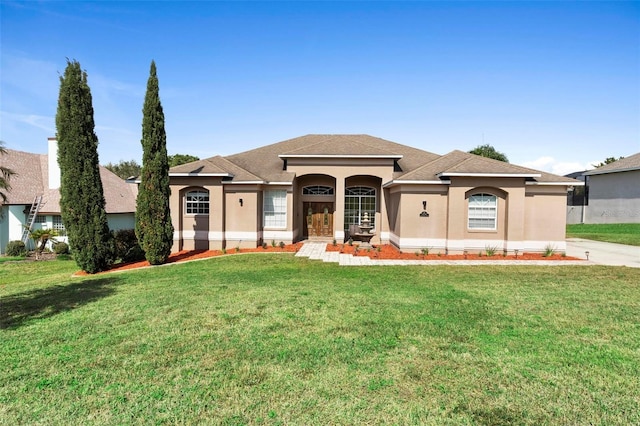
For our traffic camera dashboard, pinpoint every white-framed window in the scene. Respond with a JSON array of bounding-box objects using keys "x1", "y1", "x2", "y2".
[
  {"x1": 468, "y1": 193, "x2": 497, "y2": 230},
  {"x1": 264, "y1": 190, "x2": 287, "y2": 228},
  {"x1": 344, "y1": 186, "x2": 376, "y2": 232},
  {"x1": 53, "y1": 215, "x2": 66, "y2": 236},
  {"x1": 186, "y1": 190, "x2": 209, "y2": 215}
]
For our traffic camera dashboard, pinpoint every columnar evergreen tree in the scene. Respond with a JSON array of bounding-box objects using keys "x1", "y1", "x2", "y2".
[
  {"x1": 136, "y1": 60, "x2": 173, "y2": 265},
  {"x1": 56, "y1": 60, "x2": 114, "y2": 273}
]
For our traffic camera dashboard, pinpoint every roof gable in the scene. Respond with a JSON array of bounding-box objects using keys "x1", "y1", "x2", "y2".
[
  {"x1": 224, "y1": 134, "x2": 439, "y2": 182},
  {"x1": 395, "y1": 150, "x2": 578, "y2": 184}
]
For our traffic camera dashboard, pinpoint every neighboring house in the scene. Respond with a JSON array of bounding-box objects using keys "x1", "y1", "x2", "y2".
[
  {"x1": 168, "y1": 134, "x2": 579, "y2": 254},
  {"x1": 0, "y1": 138, "x2": 138, "y2": 254},
  {"x1": 579, "y1": 153, "x2": 640, "y2": 224}
]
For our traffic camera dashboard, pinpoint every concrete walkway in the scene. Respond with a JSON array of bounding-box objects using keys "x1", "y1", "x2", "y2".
[
  {"x1": 295, "y1": 241, "x2": 593, "y2": 267},
  {"x1": 566, "y1": 238, "x2": 640, "y2": 268}
]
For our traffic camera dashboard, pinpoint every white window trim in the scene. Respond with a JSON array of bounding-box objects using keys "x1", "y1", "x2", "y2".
[
  {"x1": 467, "y1": 193, "x2": 498, "y2": 231},
  {"x1": 263, "y1": 190, "x2": 287, "y2": 229},
  {"x1": 185, "y1": 190, "x2": 210, "y2": 215}
]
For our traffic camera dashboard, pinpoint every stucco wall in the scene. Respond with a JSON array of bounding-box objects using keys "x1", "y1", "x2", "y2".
[
  {"x1": 169, "y1": 176, "x2": 224, "y2": 252},
  {"x1": 387, "y1": 185, "x2": 448, "y2": 250},
  {"x1": 585, "y1": 170, "x2": 640, "y2": 223},
  {"x1": 524, "y1": 186, "x2": 568, "y2": 251}
]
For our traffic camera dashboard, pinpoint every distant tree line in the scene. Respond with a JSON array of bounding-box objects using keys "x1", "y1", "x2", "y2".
[{"x1": 104, "y1": 154, "x2": 199, "y2": 179}]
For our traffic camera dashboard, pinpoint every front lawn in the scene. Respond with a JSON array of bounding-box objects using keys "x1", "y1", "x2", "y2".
[
  {"x1": 567, "y1": 223, "x2": 640, "y2": 246},
  {"x1": 1, "y1": 255, "x2": 639, "y2": 424}
]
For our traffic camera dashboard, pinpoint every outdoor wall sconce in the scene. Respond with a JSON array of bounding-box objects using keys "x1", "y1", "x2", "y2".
[
  {"x1": 585, "y1": 251, "x2": 590, "y2": 260},
  {"x1": 239, "y1": 198, "x2": 243, "y2": 207},
  {"x1": 419, "y1": 200, "x2": 429, "y2": 217}
]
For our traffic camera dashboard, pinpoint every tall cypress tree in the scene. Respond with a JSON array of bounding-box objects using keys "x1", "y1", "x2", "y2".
[
  {"x1": 136, "y1": 60, "x2": 173, "y2": 265},
  {"x1": 56, "y1": 60, "x2": 114, "y2": 273}
]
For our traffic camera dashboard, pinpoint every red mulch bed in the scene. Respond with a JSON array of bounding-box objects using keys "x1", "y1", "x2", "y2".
[
  {"x1": 74, "y1": 242, "x2": 304, "y2": 275},
  {"x1": 74, "y1": 242, "x2": 580, "y2": 275},
  {"x1": 326, "y1": 243, "x2": 581, "y2": 261}
]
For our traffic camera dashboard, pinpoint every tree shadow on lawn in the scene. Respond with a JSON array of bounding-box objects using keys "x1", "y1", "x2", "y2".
[{"x1": 0, "y1": 277, "x2": 120, "y2": 330}]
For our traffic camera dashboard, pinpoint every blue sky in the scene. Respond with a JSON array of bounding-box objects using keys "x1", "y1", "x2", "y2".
[{"x1": 1, "y1": 1, "x2": 638, "y2": 175}]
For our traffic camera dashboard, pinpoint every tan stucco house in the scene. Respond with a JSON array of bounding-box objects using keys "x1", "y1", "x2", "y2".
[
  {"x1": 0, "y1": 138, "x2": 137, "y2": 254},
  {"x1": 169, "y1": 134, "x2": 579, "y2": 254}
]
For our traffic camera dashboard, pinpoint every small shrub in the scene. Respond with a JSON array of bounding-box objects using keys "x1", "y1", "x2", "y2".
[
  {"x1": 221, "y1": 248, "x2": 227, "y2": 254},
  {"x1": 271, "y1": 240, "x2": 276, "y2": 247},
  {"x1": 348, "y1": 238, "x2": 353, "y2": 246},
  {"x1": 262, "y1": 242, "x2": 268, "y2": 249},
  {"x1": 543, "y1": 244, "x2": 556, "y2": 257},
  {"x1": 235, "y1": 246, "x2": 240, "y2": 253},
  {"x1": 113, "y1": 229, "x2": 145, "y2": 262},
  {"x1": 53, "y1": 242, "x2": 70, "y2": 255},
  {"x1": 485, "y1": 245, "x2": 498, "y2": 257},
  {"x1": 332, "y1": 239, "x2": 337, "y2": 246},
  {"x1": 421, "y1": 247, "x2": 430, "y2": 256},
  {"x1": 5, "y1": 240, "x2": 26, "y2": 257},
  {"x1": 415, "y1": 251, "x2": 420, "y2": 257},
  {"x1": 278, "y1": 241, "x2": 285, "y2": 249}
]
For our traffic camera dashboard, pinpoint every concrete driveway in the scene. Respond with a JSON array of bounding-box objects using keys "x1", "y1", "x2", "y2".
[{"x1": 566, "y1": 238, "x2": 640, "y2": 268}]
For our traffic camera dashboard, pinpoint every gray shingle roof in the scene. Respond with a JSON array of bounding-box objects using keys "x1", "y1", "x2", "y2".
[
  {"x1": 0, "y1": 147, "x2": 136, "y2": 214},
  {"x1": 583, "y1": 152, "x2": 640, "y2": 176},
  {"x1": 168, "y1": 134, "x2": 579, "y2": 185}
]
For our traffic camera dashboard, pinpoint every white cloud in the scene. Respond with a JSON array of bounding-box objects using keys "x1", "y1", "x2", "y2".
[
  {"x1": 0, "y1": 111, "x2": 54, "y2": 133},
  {"x1": 522, "y1": 156, "x2": 597, "y2": 176}
]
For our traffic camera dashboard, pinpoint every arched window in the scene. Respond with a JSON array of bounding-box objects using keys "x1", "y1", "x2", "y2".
[
  {"x1": 185, "y1": 190, "x2": 209, "y2": 215},
  {"x1": 302, "y1": 185, "x2": 334, "y2": 195},
  {"x1": 344, "y1": 186, "x2": 376, "y2": 232},
  {"x1": 468, "y1": 193, "x2": 497, "y2": 230}
]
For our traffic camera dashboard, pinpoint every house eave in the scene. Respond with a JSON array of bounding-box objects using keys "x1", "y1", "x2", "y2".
[
  {"x1": 437, "y1": 172, "x2": 542, "y2": 178},
  {"x1": 526, "y1": 181, "x2": 582, "y2": 186},
  {"x1": 583, "y1": 166, "x2": 640, "y2": 176},
  {"x1": 278, "y1": 154, "x2": 403, "y2": 159},
  {"x1": 382, "y1": 180, "x2": 451, "y2": 188},
  {"x1": 169, "y1": 172, "x2": 234, "y2": 177}
]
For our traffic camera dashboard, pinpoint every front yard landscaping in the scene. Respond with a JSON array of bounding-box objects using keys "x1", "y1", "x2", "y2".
[{"x1": 1, "y1": 254, "x2": 639, "y2": 424}]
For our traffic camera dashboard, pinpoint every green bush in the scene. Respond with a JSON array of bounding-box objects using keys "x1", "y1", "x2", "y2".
[
  {"x1": 113, "y1": 229, "x2": 145, "y2": 262},
  {"x1": 53, "y1": 242, "x2": 70, "y2": 255},
  {"x1": 5, "y1": 240, "x2": 26, "y2": 257}
]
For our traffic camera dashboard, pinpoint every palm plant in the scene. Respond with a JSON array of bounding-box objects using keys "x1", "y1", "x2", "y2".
[{"x1": 0, "y1": 141, "x2": 16, "y2": 206}]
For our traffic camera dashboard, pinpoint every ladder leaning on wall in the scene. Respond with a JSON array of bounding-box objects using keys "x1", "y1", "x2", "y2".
[{"x1": 21, "y1": 195, "x2": 43, "y2": 244}]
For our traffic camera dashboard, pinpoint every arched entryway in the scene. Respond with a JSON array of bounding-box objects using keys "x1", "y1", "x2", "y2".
[
  {"x1": 344, "y1": 175, "x2": 382, "y2": 241},
  {"x1": 297, "y1": 175, "x2": 336, "y2": 239}
]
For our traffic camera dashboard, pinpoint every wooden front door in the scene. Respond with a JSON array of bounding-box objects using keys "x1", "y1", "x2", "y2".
[{"x1": 304, "y1": 202, "x2": 333, "y2": 238}]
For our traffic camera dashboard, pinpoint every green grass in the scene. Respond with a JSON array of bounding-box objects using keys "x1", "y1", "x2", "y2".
[
  {"x1": 567, "y1": 223, "x2": 640, "y2": 246},
  {"x1": 0, "y1": 256, "x2": 26, "y2": 263},
  {"x1": 2, "y1": 255, "x2": 640, "y2": 424}
]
